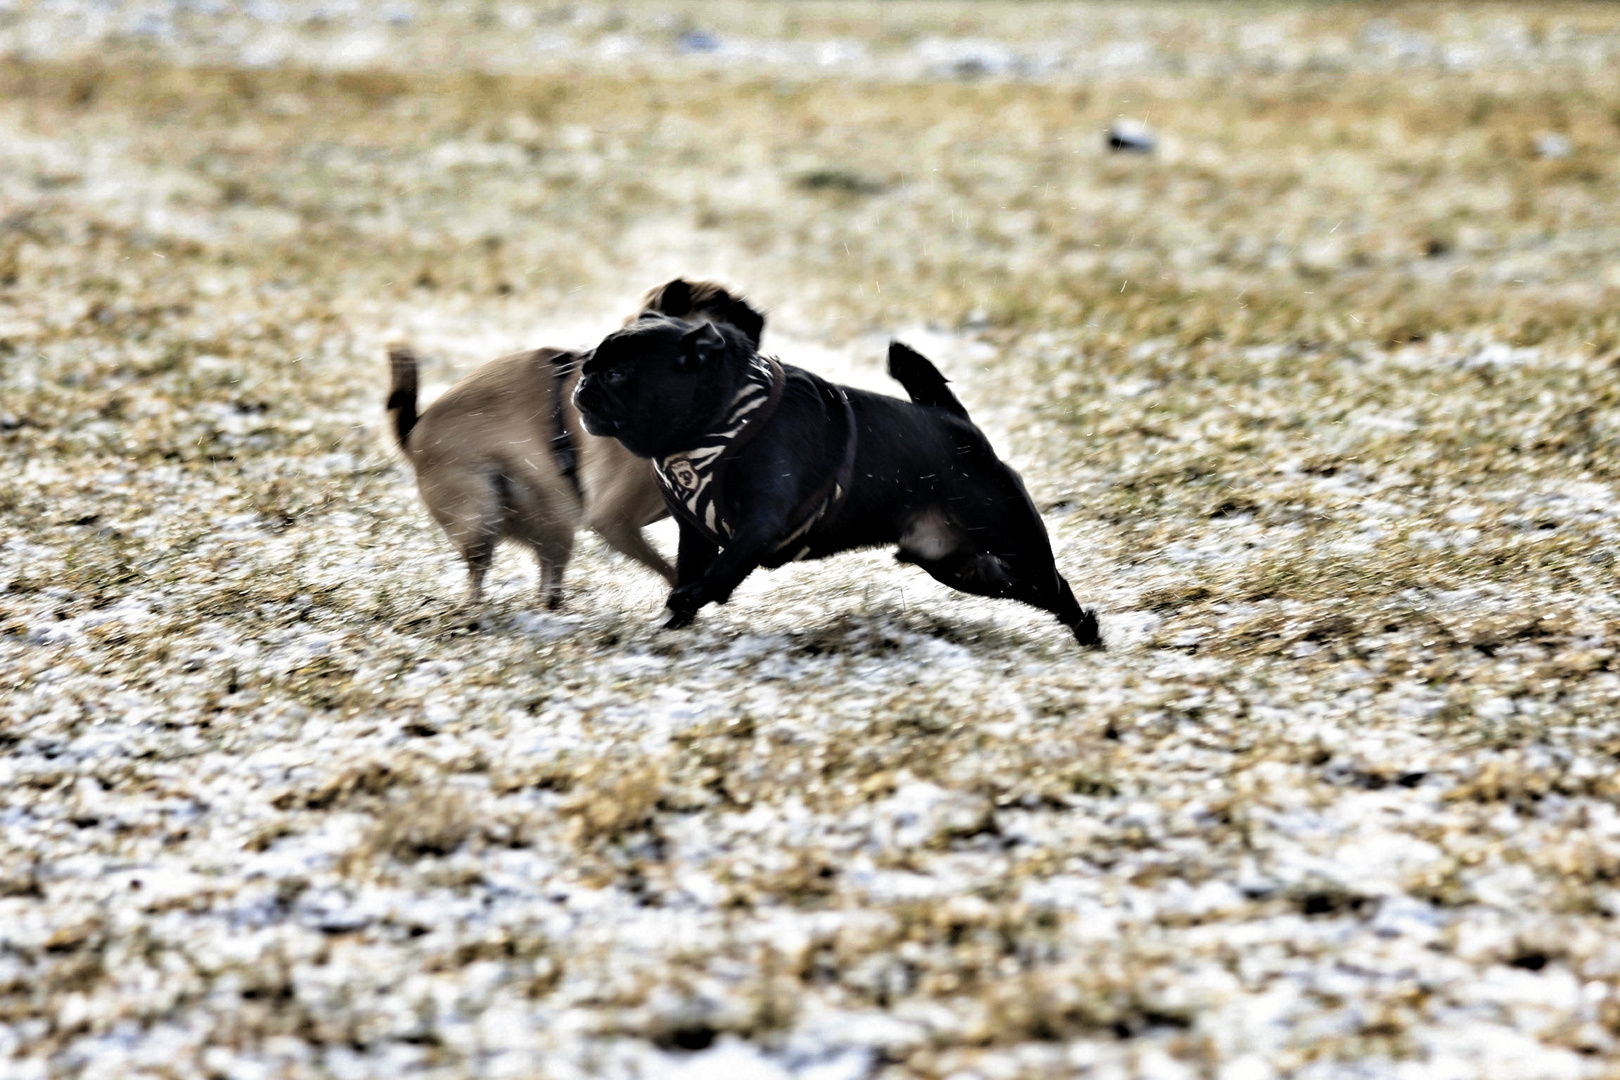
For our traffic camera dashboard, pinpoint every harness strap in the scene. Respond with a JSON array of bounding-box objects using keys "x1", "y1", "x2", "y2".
[
  {"x1": 710, "y1": 356, "x2": 785, "y2": 500},
  {"x1": 772, "y1": 383, "x2": 858, "y2": 559},
  {"x1": 654, "y1": 356, "x2": 785, "y2": 543},
  {"x1": 655, "y1": 361, "x2": 858, "y2": 558}
]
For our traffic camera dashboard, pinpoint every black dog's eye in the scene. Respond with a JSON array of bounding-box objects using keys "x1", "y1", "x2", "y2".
[{"x1": 604, "y1": 367, "x2": 629, "y2": 386}]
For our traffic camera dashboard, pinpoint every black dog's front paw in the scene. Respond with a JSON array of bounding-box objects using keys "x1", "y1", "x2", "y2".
[{"x1": 662, "y1": 583, "x2": 706, "y2": 630}]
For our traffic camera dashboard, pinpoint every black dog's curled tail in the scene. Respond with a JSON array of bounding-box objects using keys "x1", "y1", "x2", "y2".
[
  {"x1": 386, "y1": 343, "x2": 420, "y2": 452},
  {"x1": 887, "y1": 341, "x2": 970, "y2": 419}
]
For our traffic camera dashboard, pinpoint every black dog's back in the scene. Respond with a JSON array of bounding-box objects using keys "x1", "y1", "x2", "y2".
[{"x1": 887, "y1": 342, "x2": 970, "y2": 419}]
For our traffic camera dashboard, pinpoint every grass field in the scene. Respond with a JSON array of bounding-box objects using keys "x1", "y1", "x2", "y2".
[{"x1": 5, "y1": 3, "x2": 1620, "y2": 1077}]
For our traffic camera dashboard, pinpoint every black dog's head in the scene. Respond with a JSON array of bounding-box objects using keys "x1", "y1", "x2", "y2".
[
  {"x1": 634, "y1": 278, "x2": 766, "y2": 349},
  {"x1": 574, "y1": 315, "x2": 755, "y2": 459}
]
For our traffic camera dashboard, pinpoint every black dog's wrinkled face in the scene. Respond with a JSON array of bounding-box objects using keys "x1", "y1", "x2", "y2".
[{"x1": 574, "y1": 315, "x2": 752, "y2": 459}]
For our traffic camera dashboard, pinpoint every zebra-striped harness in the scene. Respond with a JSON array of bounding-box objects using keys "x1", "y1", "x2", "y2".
[{"x1": 654, "y1": 356, "x2": 858, "y2": 561}]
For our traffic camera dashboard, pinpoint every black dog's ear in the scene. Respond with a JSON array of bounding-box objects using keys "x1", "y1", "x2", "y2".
[
  {"x1": 725, "y1": 299, "x2": 766, "y2": 348},
  {"x1": 654, "y1": 279, "x2": 695, "y2": 318},
  {"x1": 680, "y1": 321, "x2": 726, "y2": 370}
]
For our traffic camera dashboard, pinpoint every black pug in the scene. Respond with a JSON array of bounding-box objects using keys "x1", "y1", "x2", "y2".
[{"x1": 573, "y1": 315, "x2": 1102, "y2": 647}]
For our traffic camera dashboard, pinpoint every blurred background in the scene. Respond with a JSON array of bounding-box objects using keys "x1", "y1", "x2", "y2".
[{"x1": 5, "y1": 1, "x2": 1617, "y2": 359}]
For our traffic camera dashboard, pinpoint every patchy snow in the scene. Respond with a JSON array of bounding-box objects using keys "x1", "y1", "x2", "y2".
[{"x1": 3, "y1": 2, "x2": 1620, "y2": 1077}]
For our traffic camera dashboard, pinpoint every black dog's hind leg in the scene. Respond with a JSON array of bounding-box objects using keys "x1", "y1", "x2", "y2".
[
  {"x1": 985, "y1": 472, "x2": 1102, "y2": 648},
  {"x1": 918, "y1": 460, "x2": 1103, "y2": 647},
  {"x1": 977, "y1": 527, "x2": 1102, "y2": 648},
  {"x1": 1010, "y1": 563, "x2": 1101, "y2": 647},
  {"x1": 909, "y1": 546, "x2": 1100, "y2": 648}
]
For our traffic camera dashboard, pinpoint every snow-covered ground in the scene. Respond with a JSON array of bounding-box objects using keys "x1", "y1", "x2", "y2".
[{"x1": 4, "y1": 3, "x2": 1620, "y2": 1077}]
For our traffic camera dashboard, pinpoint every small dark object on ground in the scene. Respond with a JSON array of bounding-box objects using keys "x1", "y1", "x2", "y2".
[
  {"x1": 676, "y1": 31, "x2": 720, "y2": 54},
  {"x1": 796, "y1": 169, "x2": 886, "y2": 195},
  {"x1": 1107, "y1": 119, "x2": 1157, "y2": 154}
]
